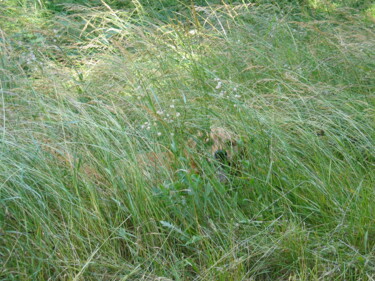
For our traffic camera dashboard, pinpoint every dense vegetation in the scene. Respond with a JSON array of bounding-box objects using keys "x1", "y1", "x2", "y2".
[{"x1": 1, "y1": 0, "x2": 374, "y2": 280}]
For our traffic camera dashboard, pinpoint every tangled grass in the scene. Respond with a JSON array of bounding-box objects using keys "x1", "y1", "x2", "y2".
[{"x1": 0, "y1": 1, "x2": 374, "y2": 280}]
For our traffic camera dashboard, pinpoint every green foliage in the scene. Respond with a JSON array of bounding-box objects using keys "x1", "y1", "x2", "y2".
[{"x1": 1, "y1": 0, "x2": 374, "y2": 280}]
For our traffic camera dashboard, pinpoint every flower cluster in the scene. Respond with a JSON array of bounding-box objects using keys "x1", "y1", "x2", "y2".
[
  {"x1": 156, "y1": 108, "x2": 181, "y2": 123},
  {"x1": 141, "y1": 122, "x2": 151, "y2": 130},
  {"x1": 139, "y1": 100, "x2": 182, "y2": 136},
  {"x1": 25, "y1": 52, "x2": 37, "y2": 65},
  {"x1": 213, "y1": 78, "x2": 243, "y2": 109},
  {"x1": 214, "y1": 78, "x2": 242, "y2": 101}
]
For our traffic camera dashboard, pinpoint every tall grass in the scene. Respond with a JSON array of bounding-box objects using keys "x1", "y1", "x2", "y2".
[{"x1": 1, "y1": 1, "x2": 374, "y2": 280}]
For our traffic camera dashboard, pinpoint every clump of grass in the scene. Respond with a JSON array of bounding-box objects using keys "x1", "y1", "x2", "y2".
[{"x1": 1, "y1": 1, "x2": 374, "y2": 280}]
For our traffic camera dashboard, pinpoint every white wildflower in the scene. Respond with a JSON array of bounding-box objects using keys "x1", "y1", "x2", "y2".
[
  {"x1": 215, "y1": 81, "x2": 222, "y2": 90},
  {"x1": 156, "y1": 110, "x2": 164, "y2": 115},
  {"x1": 234, "y1": 94, "x2": 241, "y2": 98},
  {"x1": 189, "y1": 29, "x2": 197, "y2": 35},
  {"x1": 157, "y1": 132, "x2": 162, "y2": 136},
  {"x1": 176, "y1": 112, "x2": 181, "y2": 117},
  {"x1": 170, "y1": 104, "x2": 175, "y2": 108}
]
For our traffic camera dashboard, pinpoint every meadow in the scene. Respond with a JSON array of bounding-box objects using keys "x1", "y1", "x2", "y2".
[{"x1": 0, "y1": 0, "x2": 374, "y2": 280}]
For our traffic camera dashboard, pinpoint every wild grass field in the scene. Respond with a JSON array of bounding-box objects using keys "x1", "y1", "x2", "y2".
[{"x1": 0, "y1": 0, "x2": 374, "y2": 280}]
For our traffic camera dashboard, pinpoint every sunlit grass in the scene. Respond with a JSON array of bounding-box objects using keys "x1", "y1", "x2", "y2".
[
  {"x1": 1, "y1": 1, "x2": 374, "y2": 280},
  {"x1": 366, "y1": 3, "x2": 375, "y2": 20}
]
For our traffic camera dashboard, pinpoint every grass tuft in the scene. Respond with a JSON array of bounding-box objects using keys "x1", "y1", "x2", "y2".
[{"x1": 1, "y1": 0, "x2": 374, "y2": 280}]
